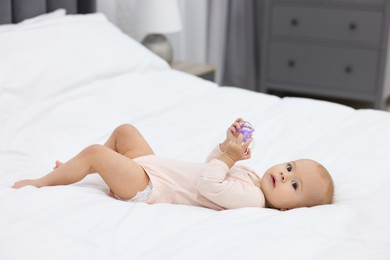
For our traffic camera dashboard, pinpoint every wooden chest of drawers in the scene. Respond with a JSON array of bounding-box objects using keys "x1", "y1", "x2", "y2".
[{"x1": 261, "y1": 0, "x2": 390, "y2": 108}]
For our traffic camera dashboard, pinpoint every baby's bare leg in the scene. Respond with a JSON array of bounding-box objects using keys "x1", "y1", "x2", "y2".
[
  {"x1": 54, "y1": 124, "x2": 153, "y2": 167},
  {"x1": 104, "y1": 124, "x2": 154, "y2": 159},
  {"x1": 13, "y1": 145, "x2": 149, "y2": 200}
]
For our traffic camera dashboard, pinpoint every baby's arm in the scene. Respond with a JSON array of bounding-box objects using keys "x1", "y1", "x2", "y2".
[
  {"x1": 196, "y1": 132, "x2": 261, "y2": 209},
  {"x1": 196, "y1": 160, "x2": 264, "y2": 209},
  {"x1": 196, "y1": 135, "x2": 263, "y2": 209}
]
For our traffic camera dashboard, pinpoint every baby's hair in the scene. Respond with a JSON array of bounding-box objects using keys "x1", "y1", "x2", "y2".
[
  {"x1": 297, "y1": 160, "x2": 334, "y2": 208},
  {"x1": 308, "y1": 161, "x2": 334, "y2": 206},
  {"x1": 318, "y1": 162, "x2": 334, "y2": 205}
]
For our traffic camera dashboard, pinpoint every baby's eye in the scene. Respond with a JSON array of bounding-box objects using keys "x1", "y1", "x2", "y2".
[
  {"x1": 291, "y1": 180, "x2": 298, "y2": 190},
  {"x1": 286, "y1": 164, "x2": 292, "y2": 172}
]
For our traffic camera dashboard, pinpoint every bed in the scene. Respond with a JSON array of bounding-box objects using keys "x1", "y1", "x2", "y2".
[{"x1": 1, "y1": 1, "x2": 390, "y2": 259}]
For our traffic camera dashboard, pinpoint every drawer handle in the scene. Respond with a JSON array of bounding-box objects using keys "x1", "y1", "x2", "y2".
[
  {"x1": 344, "y1": 66, "x2": 353, "y2": 74},
  {"x1": 290, "y1": 18, "x2": 299, "y2": 27},
  {"x1": 349, "y1": 23, "x2": 357, "y2": 31},
  {"x1": 287, "y1": 60, "x2": 296, "y2": 68}
]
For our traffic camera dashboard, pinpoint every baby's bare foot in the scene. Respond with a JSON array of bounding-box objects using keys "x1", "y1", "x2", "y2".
[
  {"x1": 53, "y1": 160, "x2": 63, "y2": 169},
  {"x1": 12, "y1": 179, "x2": 40, "y2": 189}
]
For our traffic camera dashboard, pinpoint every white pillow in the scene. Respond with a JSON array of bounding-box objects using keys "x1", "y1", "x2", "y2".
[
  {"x1": 20, "y1": 8, "x2": 66, "y2": 25},
  {"x1": 0, "y1": 9, "x2": 66, "y2": 33},
  {"x1": 0, "y1": 13, "x2": 169, "y2": 101}
]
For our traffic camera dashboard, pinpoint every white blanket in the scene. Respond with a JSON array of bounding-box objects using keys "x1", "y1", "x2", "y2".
[{"x1": 1, "y1": 13, "x2": 389, "y2": 260}]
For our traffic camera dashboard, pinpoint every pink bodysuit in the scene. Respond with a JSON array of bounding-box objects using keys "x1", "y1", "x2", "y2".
[{"x1": 133, "y1": 146, "x2": 265, "y2": 210}]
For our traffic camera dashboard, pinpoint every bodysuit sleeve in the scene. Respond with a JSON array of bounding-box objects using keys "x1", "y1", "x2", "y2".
[{"x1": 196, "y1": 159, "x2": 265, "y2": 209}]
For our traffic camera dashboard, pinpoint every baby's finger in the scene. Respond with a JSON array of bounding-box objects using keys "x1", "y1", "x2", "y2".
[
  {"x1": 232, "y1": 123, "x2": 240, "y2": 133},
  {"x1": 233, "y1": 118, "x2": 243, "y2": 133},
  {"x1": 235, "y1": 118, "x2": 244, "y2": 124},
  {"x1": 243, "y1": 148, "x2": 252, "y2": 159},
  {"x1": 228, "y1": 126, "x2": 236, "y2": 135},
  {"x1": 243, "y1": 138, "x2": 253, "y2": 149},
  {"x1": 236, "y1": 133, "x2": 244, "y2": 144}
]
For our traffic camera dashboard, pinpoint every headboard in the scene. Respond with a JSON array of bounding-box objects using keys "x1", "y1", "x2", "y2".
[{"x1": 0, "y1": 0, "x2": 96, "y2": 24}]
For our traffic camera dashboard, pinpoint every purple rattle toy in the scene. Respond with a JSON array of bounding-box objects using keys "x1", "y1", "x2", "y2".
[
  {"x1": 237, "y1": 121, "x2": 255, "y2": 142},
  {"x1": 236, "y1": 121, "x2": 255, "y2": 153}
]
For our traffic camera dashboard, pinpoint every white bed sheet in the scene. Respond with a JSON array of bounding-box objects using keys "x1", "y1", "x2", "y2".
[{"x1": 1, "y1": 13, "x2": 390, "y2": 260}]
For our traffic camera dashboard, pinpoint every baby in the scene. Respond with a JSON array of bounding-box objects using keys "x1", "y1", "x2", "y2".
[
  {"x1": 205, "y1": 119, "x2": 334, "y2": 210},
  {"x1": 12, "y1": 119, "x2": 334, "y2": 211}
]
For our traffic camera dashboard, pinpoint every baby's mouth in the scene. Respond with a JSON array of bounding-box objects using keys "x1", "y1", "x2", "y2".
[{"x1": 271, "y1": 175, "x2": 276, "y2": 188}]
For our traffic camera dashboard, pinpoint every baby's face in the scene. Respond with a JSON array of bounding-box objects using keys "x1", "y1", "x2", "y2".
[{"x1": 260, "y1": 159, "x2": 332, "y2": 210}]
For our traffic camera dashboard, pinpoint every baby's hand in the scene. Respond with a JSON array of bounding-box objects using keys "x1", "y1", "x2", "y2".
[
  {"x1": 219, "y1": 133, "x2": 252, "y2": 168},
  {"x1": 220, "y1": 118, "x2": 244, "y2": 151}
]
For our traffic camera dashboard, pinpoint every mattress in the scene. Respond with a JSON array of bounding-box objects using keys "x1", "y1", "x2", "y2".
[{"x1": 0, "y1": 11, "x2": 389, "y2": 260}]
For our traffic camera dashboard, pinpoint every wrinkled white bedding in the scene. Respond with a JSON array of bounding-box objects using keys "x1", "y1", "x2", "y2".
[{"x1": 1, "y1": 12, "x2": 390, "y2": 260}]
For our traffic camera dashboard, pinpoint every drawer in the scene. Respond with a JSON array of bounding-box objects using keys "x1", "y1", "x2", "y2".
[
  {"x1": 330, "y1": 0, "x2": 385, "y2": 6},
  {"x1": 267, "y1": 41, "x2": 378, "y2": 92},
  {"x1": 272, "y1": 0, "x2": 324, "y2": 3},
  {"x1": 271, "y1": 5, "x2": 383, "y2": 44}
]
